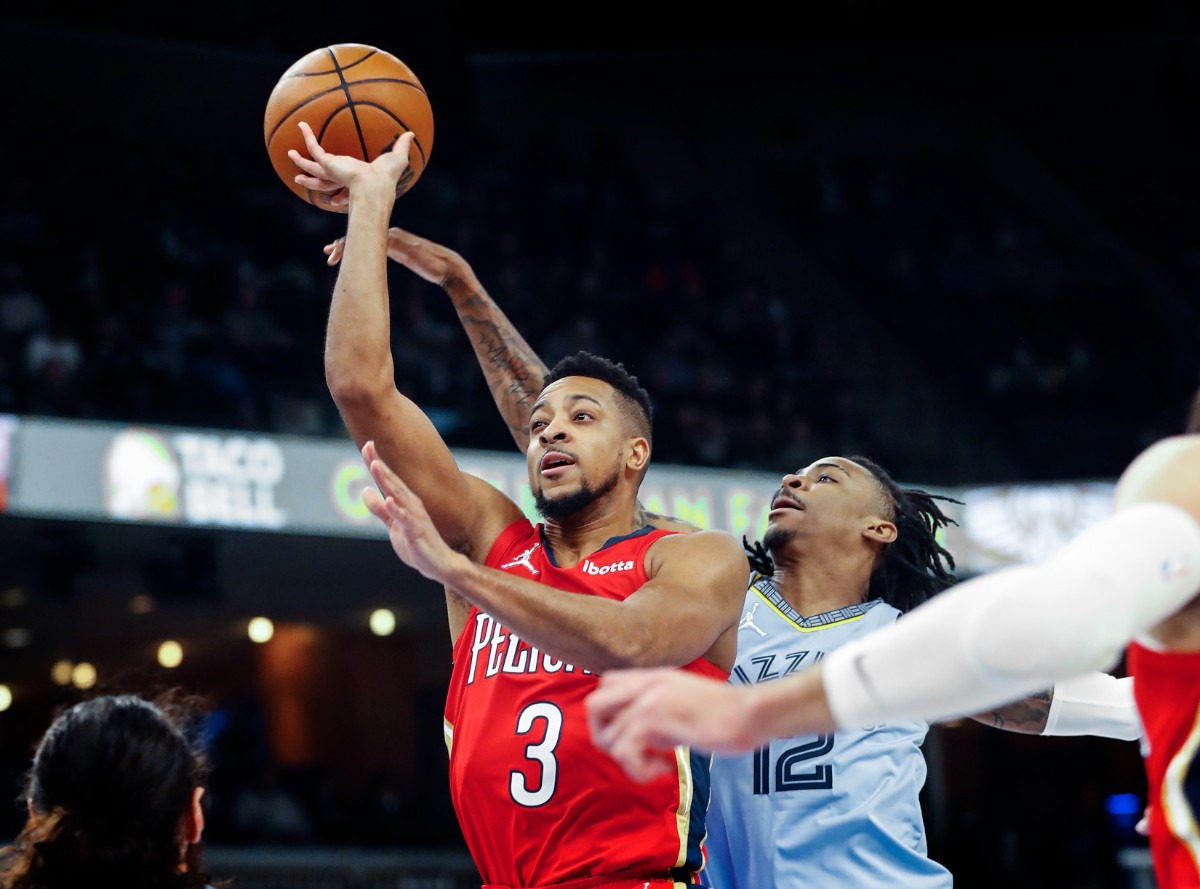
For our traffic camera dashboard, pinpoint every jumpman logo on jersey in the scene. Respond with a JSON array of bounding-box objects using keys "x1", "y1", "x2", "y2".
[
  {"x1": 500, "y1": 543, "x2": 541, "y2": 575},
  {"x1": 739, "y1": 601, "x2": 768, "y2": 637}
]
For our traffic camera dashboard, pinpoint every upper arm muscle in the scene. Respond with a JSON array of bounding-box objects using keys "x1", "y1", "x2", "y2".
[
  {"x1": 344, "y1": 388, "x2": 525, "y2": 559},
  {"x1": 624, "y1": 531, "x2": 748, "y2": 667}
]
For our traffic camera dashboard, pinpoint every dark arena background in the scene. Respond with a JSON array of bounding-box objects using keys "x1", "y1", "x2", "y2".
[{"x1": 1, "y1": 3, "x2": 1197, "y2": 887}]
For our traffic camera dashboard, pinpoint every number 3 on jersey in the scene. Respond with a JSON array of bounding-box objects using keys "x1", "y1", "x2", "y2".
[{"x1": 510, "y1": 701, "x2": 564, "y2": 807}]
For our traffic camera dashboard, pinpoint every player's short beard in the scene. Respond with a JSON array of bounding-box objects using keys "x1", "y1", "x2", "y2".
[
  {"x1": 535, "y1": 463, "x2": 621, "y2": 520},
  {"x1": 761, "y1": 523, "x2": 794, "y2": 557}
]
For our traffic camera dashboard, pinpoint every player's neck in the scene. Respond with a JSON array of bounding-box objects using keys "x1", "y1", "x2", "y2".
[
  {"x1": 540, "y1": 508, "x2": 643, "y2": 568},
  {"x1": 770, "y1": 552, "x2": 872, "y2": 615}
]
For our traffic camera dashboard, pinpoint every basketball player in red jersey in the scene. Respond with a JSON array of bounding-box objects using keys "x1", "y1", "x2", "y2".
[
  {"x1": 588, "y1": 434, "x2": 1200, "y2": 889},
  {"x1": 289, "y1": 125, "x2": 748, "y2": 888}
]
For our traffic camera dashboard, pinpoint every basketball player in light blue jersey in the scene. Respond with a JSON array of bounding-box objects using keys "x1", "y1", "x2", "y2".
[
  {"x1": 702, "y1": 457, "x2": 980, "y2": 888},
  {"x1": 321, "y1": 227, "x2": 1143, "y2": 888},
  {"x1": 710, "y1": 557, "x2": 945, "y2": 885},
  {"x1": 711, "y1": 598, "x2": 943, "y2": 887}
]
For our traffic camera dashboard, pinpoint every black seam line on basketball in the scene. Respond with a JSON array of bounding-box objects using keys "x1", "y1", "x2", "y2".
[
  {"x1": 334, "y1": 48, "x2": 378, "y2": 73},
  {"x1": 289, "y1": 74, "x2": 426, "y2": 94},
  {"x1": 297, "y1": 48, "x2": 379, "y2": 76},
  {"x1": 266, "y1": 81, "x2": 427, "y2": 144},
  {"x1": 330, "y1": 102, "x2": 430, "y2": 165},
  {"x1": 325, "y1": 47, "x2": 370, "y2": 161}
]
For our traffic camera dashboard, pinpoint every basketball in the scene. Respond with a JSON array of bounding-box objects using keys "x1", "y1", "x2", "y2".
[{"x1": 263, "y1": 44, "x2": 434, "y2": 211}]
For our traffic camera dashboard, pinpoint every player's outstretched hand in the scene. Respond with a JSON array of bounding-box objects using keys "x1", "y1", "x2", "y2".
[
  {"x1": 290, "y1": 123, "x2": 415, "y2": 209},
  {"x1": 586, "y1": 667, "x2": 761, "y2": 782},
  {"x1": 360, "y1": 439, "x2": 468, "y2": 584}
]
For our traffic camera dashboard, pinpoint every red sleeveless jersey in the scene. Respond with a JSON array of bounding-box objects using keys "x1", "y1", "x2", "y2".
[
  {"x1": 1127, "y1": 640, "x2": 1200, "y2": 889},
  {"x1": 444, "y1": 519, "x2": 727, "y2": 888}
]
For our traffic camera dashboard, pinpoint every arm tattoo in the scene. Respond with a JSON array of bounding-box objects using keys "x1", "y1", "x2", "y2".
[
  {"x1": 974, "y1": 688, "x2": 1053, "y2": 734},
  {"x1": 475, "y1": 326, "x2": 541, "y2": 443},
  {"x1": 447, "y1": 286, "x2": 549, "y2": 447},
  {"x1": 635, "y1": 506, "x2": 704, "y2": 533},
  {"x1": 479, "y1": 332, "x2": 541, "y2": 409}
]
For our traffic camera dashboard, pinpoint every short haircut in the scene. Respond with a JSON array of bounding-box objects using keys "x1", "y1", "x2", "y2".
[{"x1": 542, "y1": 350, "x2": 653, "y2": 446}]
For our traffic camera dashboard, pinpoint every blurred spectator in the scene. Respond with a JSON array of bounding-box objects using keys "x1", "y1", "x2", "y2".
[
  {"x1": 143, "y1": 277, "x2": 212, "y2": 383},
  {"x1": 25, "y1": 311, "x2": 83, "y2": 417},
  {"x1": 231, "y1": 763, "x2": 314, "y2": 844},
  {"x1": 357, "y1": 768, "x2": 416, "y2": 847},
  {"x1": 0, "y1": 258, "x2": 47, "y2": 351}
]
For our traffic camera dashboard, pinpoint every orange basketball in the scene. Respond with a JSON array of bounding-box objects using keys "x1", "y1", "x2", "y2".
[{"x1": 263, "y1": 44, "x2": 434, "y2": 211}]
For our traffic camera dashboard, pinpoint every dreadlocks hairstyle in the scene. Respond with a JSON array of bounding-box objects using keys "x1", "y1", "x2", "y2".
[
  {"x1": 542, "y1": 351, "x2": 653, "y2": 446},
  {"x1": 744, "y1": 536, "x2": 775, "y2": 579},
  {"x1": 744, "y1": 455, "x2": 961, "y2": 613}
]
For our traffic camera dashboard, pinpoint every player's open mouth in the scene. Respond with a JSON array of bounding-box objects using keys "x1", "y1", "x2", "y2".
[
  {"x1": 539, "y1": 451, "x2": 576, "y2": 475},
  {"x1": 768, "y1": 495, "x2": 804, "y2": 518}
]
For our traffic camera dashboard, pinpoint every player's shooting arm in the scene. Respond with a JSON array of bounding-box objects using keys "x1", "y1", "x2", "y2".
[
  {"x1": 378, "y1": 228, "x2": 703, "y2": 533},
  {"x1": 314, "y1": 136, "x2": 521, "y2": 563}
]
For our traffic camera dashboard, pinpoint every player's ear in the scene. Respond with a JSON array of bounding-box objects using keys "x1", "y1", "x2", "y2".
[
  {"x1": 626, "y1": 436, "x2": 650, "y2": 474},
  {"x1": 182, "y1": 786, "x2": 205, "y2": 844},
  {"x1": 863, "y1": 518, "x2": 897, "y2": 545}
]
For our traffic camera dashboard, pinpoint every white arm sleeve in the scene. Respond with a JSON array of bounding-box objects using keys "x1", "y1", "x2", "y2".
[
  {"x1": 823, "y1": 502, "x2": 1200, "y2": 730},
  {"x1": 1043, "y1": 673, "x2": 1141, "y2": 740}
]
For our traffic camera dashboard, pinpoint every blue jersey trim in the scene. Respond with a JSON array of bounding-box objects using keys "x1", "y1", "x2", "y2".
[{"x1": 537, "y1": 523, "x2": 658, "y2": 567}]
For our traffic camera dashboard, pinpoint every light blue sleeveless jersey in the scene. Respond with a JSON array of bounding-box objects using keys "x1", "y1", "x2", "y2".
[{"x1": 701, "y1": 575, "x2": 952, "y2": 889}]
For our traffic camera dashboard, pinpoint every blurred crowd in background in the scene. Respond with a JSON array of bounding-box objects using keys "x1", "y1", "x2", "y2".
[{"x1": 1, "y1": 21, "x2": 1197, "y2": 490}]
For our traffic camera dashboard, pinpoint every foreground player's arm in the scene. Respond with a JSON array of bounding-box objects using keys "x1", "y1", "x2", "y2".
[
  {"x1": 966, "y1": 673, "x2": 1140, "y2": 740},
  {"x1": 817, "y1": 501, "x2": 1200, "y2": 734},
  {"x1": 587, "y1": 667, "x2": 818, "y2": 782},
  {"x1": 362, "y1": 445, "x2": 746, "y2": 672},
  {"x1": 325, "y1": 229, "x2": 704, "y2": 535},
  {"x1": 590, "y1": 484, "x2": 1200, "y2": 781},
  {"x1": 292, "y1": 125, "x2": 522, "y2": 564}
]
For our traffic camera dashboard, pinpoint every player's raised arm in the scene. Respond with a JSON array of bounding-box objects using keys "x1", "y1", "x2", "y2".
[
  {"x1": 324, "y1": 226, "x2": 704, "y2": 534},
  {"x1": 325, "y1": 226, "x2": 546, "y2": 452},
  {"x1": 291, "y1": 123, "x2": 522, "y2": 563}
]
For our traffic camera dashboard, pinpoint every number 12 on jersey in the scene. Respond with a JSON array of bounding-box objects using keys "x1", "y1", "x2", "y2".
[{"x1": 752, "y1": 734, "x2": 835, "y2": 794}]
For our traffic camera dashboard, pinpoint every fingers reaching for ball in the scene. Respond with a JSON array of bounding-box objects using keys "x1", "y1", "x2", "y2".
[
  {"x1": 264, "y1": 44, "x2": 433, "y2": 212},
  {"x1": 289, "y1": 124, "x2": 416, "y2": 203}
]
